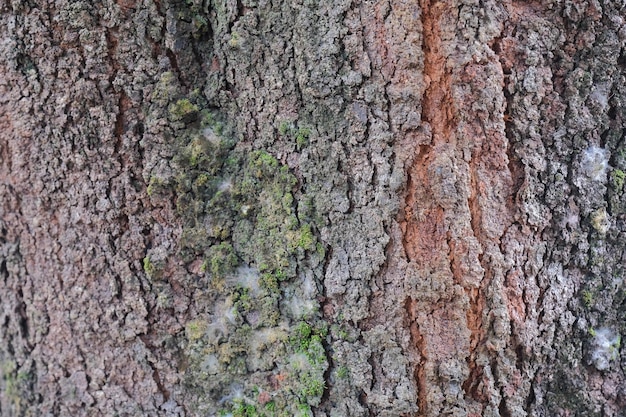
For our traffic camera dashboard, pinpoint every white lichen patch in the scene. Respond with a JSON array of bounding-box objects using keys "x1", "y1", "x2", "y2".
[
  {"x1": 282, "y1": 273, "x2": 319, "y2": 319},
  {"x1": 582, "y1": 146, "x2": 609, "y2": 182},
  {"x1": 589, "y1": 327, "x2": 621, "y2": 371}
]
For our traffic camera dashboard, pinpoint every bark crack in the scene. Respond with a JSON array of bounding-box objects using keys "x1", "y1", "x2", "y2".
[{"x1": 405, "y1": 297, "x2": 427, "y2": 416}]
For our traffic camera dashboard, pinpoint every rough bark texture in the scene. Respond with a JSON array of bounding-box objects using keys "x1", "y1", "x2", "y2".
[{"x1": 1, "y1": 0, "x2": 626, "y2": 416}]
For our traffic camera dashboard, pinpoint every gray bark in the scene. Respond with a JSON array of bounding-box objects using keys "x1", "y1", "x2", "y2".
[{"x1": 1, "y1": 0, "x2": 626, "y2": 416}]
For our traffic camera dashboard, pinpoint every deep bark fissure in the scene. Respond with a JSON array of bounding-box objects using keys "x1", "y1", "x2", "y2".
[{"x1": 404, "y1": 296, "x2": 427, "y2": 416}]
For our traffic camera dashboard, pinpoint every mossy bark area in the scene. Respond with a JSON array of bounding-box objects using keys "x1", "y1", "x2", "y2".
[{"x1": 1, "y1": 0, "x2": 626, "y2": 416}]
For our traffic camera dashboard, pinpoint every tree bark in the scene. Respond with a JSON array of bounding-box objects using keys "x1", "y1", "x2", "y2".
[{"x1": 1, "y1": 0, "x2": 625, "y2": 416}]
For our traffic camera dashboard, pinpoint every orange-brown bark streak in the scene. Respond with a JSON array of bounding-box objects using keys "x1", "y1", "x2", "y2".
[
  {"x1": 402, "y1": 0, "x2": 456, "y2": 260},
  {"x1": 402, "y1": 0, "x2": 461, "y2": 415},
  {"x1": 402, "y1": 0, "x2": 514, "y2": 414}
]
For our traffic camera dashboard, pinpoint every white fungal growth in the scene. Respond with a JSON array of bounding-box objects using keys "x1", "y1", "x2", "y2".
[
  {"x1": 589, "y1": 327, "x2": 621, "y2": 371},
  {"x1": 289, "y1": 352, "x2": 311, "y2": 371},
  {"x1": 217, "y1": 383, "x2": 246, "y2": 405},
  {"x1": 249, "y1": 327, "x2": 288, "y2": 353},
  {"x1": 200, "y1": 354, "x2": 221, "y2": 375},
  {"x1": 589, "y1": 82, "x2": 611, "y2": 110},
  {"x1": 285, "y1": 296, "x2": 317, "y2": 319},
  {"x1": 218, "y1": 179, "x2": 232, "y2": 192},
  {"x1": 202, "y1": 127, "x2": 222, "y2": 145},
  {"x1": 226, "y1": 266, "x2": 261, "y2": 295},
  {"x1": 301, "y1": 274, "x2": 318, "y2": 298},
  {"x1": 582, "y1": 146, "x2": 609, "y2": 182},
  {"x1": 206, "y1": 300, "x2": 238, "y2": 343}
]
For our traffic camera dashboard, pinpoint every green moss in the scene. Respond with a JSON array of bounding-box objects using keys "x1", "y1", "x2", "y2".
[
  {"x1": 194, "y1": 173, "x2": 210, "y2": 187},
  {"x1": 295, "y1": 224, "x2": 315, "y2": 251},
  {"x1": 249, "y1": 150, "x2": 280, "y2": 177},
  {"x1": 295, "y1": 127, "x2": 311, "y2": 149},
  {"x1": 259, "y1": 296, "x2": 280, "y2": 326},
  {"x1": 151, "y1": 71, "x2": 178, "y2": 105},
  {"x1": 277, "y1": 122, "x2": 310, "y2": 149},
  {"x1": 169, "y1": 98, "x2": 199, "y2": 122},
  {"x1": 336, "y1": 366, "x2": 349, "y2": 379},
  {"x1": 143, "y1": 255, "x2": 153, "y2": 273},
  {"x1": 200, "y1": 110, "x2": 225, "y2": 135},
  {"x1": 230, "y1": 150, "x2": 312, "y2": 276},
  {"x1": 186, "y1": 319, "x2": 208, "y2": 341},
  {"x1": 149, "y1": 75, "x2": 335, "y2": 416},
  {"x1": 582, "y1": 290, "x2": 594, "y2": 308},
  {"x1": 612, "y1": 169, "x2": 625, "y2": 190},
  {"x1": 229, "y1": 31, "x2": 241, "y2": 48},
  {"x1": 260, "y1": 273, "x2": 279, "y2": 291},
  {"x1": 296, "y1": 403, "x2": 313, "y2": 417},
  {"x1": 315, "y1": 242, "x2": 326, "y2": 258},
  {"x1": 143, "y1": 256, "x2": 155, "y2": 277},
  {"x1": 232, "y1": 287, "x2": 252, "y2": 316},
  {"x1": 288, "y1": 322, "x2": 328, "y2": 405},
  {"x1": 291, "y1": 322, "x2": 313, "y2": 350},
  {"x1": 232, "y1": 400, "x2": 258, "y2": 417},
  {"x1": 207, "y1": 242, "x2": 238, "y2": 278},
  {"x1": 300, "y1": 373, "x2": 325, "y2": 399},
  {"x1": 168, "y1": 109, "x2": 325, "y2": 415},
  {"x1": 1, "y1": 360, "x2": 32, "y2": 412},
  {"x1": 264, "y1": 400, "x2": 276, "y2": 412},
  {"x1": 147, "y1": 176, "x2": 165, "y2": 197},
  {"x1": 278, "y1": 121, "x2": 291, "y2": 136}
]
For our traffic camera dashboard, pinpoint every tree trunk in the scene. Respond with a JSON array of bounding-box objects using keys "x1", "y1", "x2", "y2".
[{"x1": 1, "y1": 0, "x2": 625, "y2": 415}]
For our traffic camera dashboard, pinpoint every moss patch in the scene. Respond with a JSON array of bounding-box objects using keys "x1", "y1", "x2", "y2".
[{"x1": 146, "y1": 89, "x2": 327, "y2": 415}]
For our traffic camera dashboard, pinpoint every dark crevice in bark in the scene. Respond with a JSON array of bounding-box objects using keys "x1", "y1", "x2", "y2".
[
  {"x1": 0, "y1": 260, "x2": 7, "y2": 282},
  {"x1": 140, "y1": 335, "x2": 171, "y2": 402},
  {"x1": 404, "y1": 297, "x2": 426, "y2": 417},
  {"x1": 465, "y1": 152, "x2": 490, "y2": 408},
  {"x1": 114, "y1": 92, "x2": 129, "y2": 145},
  {"x1": 317, "y1": 336, "x2": 333, "y2": 407},
  {"x1": 15, "y1": 288, "x2": 31, "y2": 351},
  {"x1": 165, "y1": 49, "x2": 184, "y2": 85},
  {"x1": 357, "y1": 389, "x2": 372, "y2": 416}
]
